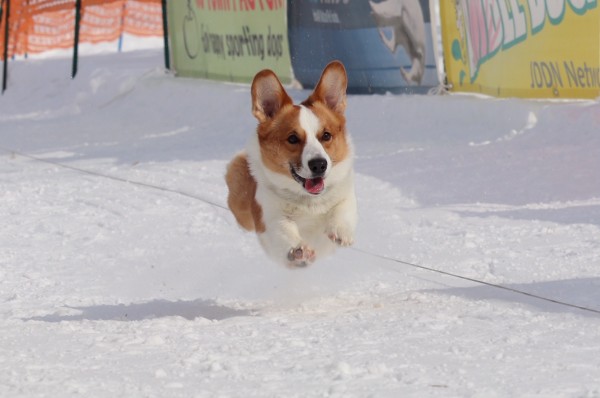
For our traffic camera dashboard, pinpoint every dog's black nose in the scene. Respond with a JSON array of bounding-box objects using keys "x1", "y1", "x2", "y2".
[{"x1": 308, "y1": 158, "x2": 328, "y2": 176}]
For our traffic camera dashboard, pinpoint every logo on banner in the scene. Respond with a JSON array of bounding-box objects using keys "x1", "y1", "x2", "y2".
[{"x1": 451, "y1": 0, "x2": 597, "y2": 86}]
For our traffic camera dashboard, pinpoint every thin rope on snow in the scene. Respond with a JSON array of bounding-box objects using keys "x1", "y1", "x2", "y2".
[{"x1": 3, "y1": 146, "x2": 599, "y2": 316}]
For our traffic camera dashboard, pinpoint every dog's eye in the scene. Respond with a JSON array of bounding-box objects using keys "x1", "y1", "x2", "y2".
[
  {"x1": 287, "y1": 134, "x2": 300, "y2": 144},
  {"x1": 322, "y1": 131, "x2": 332, "y2": 142}
]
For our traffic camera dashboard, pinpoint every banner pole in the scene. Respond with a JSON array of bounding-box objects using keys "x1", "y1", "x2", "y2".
[
  {"x1": 161, "y1": 0, "x2": 170, "y2": 70},
  {"x1": 72, "y1": 0, "x2": 82, "y2": 79},
  {"x1": 117, "y1": 1, "x2": 125, "y2": 52},
  {"x1": 2, "y1": 0, "x2": 10, "y2": 94}
]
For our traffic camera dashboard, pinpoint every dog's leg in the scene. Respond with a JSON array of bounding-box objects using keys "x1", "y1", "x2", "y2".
[
  {"x1": 225, "y1": 152, "x2": 260, "y2": 231},
  {"x1": 326, "y1": 195, "x2": 357, "y2": 247},
  {"x1": 258, "y1": 219, "x2": 316, "y2": 268},
  {"x1": 287, "y1": 245, "x2": 316, "y2": 268}
]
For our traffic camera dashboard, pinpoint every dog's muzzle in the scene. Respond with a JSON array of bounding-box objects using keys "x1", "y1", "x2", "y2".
[{"x1": 290, "y1": 161, "x2": 326, "y2": 195}]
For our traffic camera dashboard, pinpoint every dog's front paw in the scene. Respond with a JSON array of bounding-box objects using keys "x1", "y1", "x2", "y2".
[
  {"x1": 286, "y1": 245, "x2": 316, "y2": 268},
  {"x1": 327, "y1": 227, "x2": 355, "y2": 247}
]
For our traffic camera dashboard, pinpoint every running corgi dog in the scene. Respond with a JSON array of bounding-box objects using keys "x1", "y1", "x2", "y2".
[{"x1": 225, "y1": 61, "x2": 357, "y2": 268}]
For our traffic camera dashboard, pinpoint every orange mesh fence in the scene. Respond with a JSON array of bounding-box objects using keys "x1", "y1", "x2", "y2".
[{"x1": 1, "y1": 0, "x2": 163, "y2": 60}]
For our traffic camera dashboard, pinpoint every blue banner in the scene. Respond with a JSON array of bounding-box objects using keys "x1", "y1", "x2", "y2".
[{"x1": 288, "y1": 0, "x2": 439, "y2": 93}]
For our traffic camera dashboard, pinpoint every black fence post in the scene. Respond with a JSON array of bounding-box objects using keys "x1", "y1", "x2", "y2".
[
  {"x1": 161, "y1": 0, "x2": 170, "y2": 70},
  {"x1": 2, "y1": 0, "x2": 10, "y2": 94},
  {"x1": 72, "y1": 0, "x2": 82, "y2": 79}
]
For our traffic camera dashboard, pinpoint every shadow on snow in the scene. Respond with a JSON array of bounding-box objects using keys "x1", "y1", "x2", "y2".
[
  {"x1": 26, "y1": 299, "x2": 254, "y2": 322},
  {"x1": 429, "y1": 277, "x2": 600, "y2": 318}
]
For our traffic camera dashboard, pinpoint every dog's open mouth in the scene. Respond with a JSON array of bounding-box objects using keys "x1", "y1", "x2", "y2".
[{"x1": 290, "y1": 166, "x2": 325, "y2": 195}]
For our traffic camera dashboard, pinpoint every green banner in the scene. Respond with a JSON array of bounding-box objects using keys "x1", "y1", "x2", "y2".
[{"x1": 167, "y1": 0, "x2": 291, "y2": 83}]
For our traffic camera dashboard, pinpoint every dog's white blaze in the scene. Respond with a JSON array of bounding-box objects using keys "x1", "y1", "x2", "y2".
[
  {"x1": 299, "y1": 106, "x2": 330, "y2": 177},
  {"x1": 299, "y1": 105, "x2": 320, "y2": 134}
]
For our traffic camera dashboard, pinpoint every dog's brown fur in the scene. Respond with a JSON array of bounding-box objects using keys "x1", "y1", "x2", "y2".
[{"x1": 225, "y1": 153, "x2": 265, "y2": 233}]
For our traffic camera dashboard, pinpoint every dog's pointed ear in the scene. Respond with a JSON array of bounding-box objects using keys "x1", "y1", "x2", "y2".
[
  {"x1": 251, "y1": 69, "x2": 292, "y2": 123},
  {"x1": 306, "y1": 61, "x2": 347, "y2": 114}
]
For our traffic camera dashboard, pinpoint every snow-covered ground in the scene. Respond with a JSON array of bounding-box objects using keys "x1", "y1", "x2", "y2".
[{"x1": 1, "y1": 49, "x2": 600, "y2": 397}]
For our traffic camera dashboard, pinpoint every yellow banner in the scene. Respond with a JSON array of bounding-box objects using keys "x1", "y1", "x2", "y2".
[{"x1": 440, "y1": 0, "x2": 599, "y2": 99}]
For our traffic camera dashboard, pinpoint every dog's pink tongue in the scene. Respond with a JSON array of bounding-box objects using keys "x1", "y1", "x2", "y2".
[{"x1": 305, "y1": 177, "x2": 324, "y2": 194}]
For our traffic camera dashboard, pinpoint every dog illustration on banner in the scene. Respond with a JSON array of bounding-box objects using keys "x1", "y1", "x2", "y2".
[
  {"x1": 369, "y1": 0, "x2": 427, "y2": 85},
  {"x1": 225, "y1": 61, "x2": 357, "y2": 268}
]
